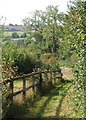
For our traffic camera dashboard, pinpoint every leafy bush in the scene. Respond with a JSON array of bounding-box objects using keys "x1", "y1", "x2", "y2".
[
  {"x1": 13, "y1": 52, "x2": 42, "y2": 74},
  {"x1": 12, "y1": 32, "x2": 19, "y2": 38},
  {"x1": 41, "y1": 60, "x2": 60, "y2": 72},
  {"x1": 21, "y1": 33, "x2": 27, "y2": 38},
  {"x1": 2, "y1": 43, "x2": 42, "y2": 76}
]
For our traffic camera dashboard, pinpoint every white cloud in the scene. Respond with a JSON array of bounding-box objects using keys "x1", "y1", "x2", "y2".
[{"x1": 0, "y1": 0, "x2": 69, "y2": 25}]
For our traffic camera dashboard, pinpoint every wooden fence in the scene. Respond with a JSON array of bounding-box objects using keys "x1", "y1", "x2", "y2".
[{"x1": 2, "y1": 70, "x2": 63, "y2": 118}]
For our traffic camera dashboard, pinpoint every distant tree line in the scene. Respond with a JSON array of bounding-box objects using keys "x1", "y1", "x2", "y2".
[{"x1": 9, "y1": 23, "x2": 22, "y2": 26}]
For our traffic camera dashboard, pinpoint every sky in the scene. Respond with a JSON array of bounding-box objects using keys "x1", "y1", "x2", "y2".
[{"x1": 0, "y1": 0, "x2": 70, "y2": 25}]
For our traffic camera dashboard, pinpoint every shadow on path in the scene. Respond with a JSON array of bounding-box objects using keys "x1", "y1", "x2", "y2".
[
  {"x1": 4, "y1": 82, "x2": 72, "y2": 118},
  {"x1": 55, "y1": 84, "x2": 72, "y2": 117},
  {"x1": 37, "y1": 82, "x2": 72, "y2": 117}
]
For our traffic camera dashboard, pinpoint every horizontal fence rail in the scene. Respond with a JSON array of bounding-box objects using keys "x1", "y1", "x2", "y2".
[
  {"x1": 2, "y1": 70, "x2": 63, "y2": 118},
  {"x1": 2, "y1": 70, "x2": 63, "y2": 97}
]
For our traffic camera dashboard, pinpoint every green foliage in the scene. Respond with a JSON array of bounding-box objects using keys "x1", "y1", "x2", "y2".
[
  {"x1": 41, "y1": 59, "x2": 59, "y2": 72},
  {"x1": 12, "y1": 32, "x2": 19, "y2": 38},
  {"x1": 0, "y1": 16, "x2": 6, "y2": 38},
  {"x1": 2, "y1": 42, "x2": 42, "y2": 75},
  {"x1": 23, "y1": 5, "x2": 59, "y2": 53},
  {"x1": 2, "y1": 2, "x2": 85, "y2": 117},
  {"x1": 13, "y1": 48, "x2": 42, "y2": 74},
  {"x1": 58, "y1": 60, "x2": 73, "y2": 68},
  {"x1": 21, "y1": 33, "x2": 27, "y2": 38},
  {"x1": 59, "y1": 1, "x2": 86, "y2": 115},
  {"x1": 2, "y1": 42, "x2": 17, "y2": 66},
  {"x1": 9, "y1": 23, "x2": 14, "y2": 26}
]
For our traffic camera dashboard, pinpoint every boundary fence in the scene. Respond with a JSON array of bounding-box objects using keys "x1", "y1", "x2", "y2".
[{"x1": 2, "y1": 70, "x2": 63, "y2": 118}]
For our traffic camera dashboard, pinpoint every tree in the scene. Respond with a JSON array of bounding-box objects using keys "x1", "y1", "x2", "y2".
[
  {"x1": 9, "y1": 23, "x2": 14, "y2": 26},
  {"x1": 42, "y1": 5, "x2": 59, "y2": 53},
  {"x1": 58, "y1": 0, "x2": 86, "y2": 113},
  {"x1": 12, "y1": 32, "x2": 19, "y2": 38},
  {"x1": 23, "y1": 5, "x2": 60, "y2": 54},
  {"x1": 0, "y1": 16, "x2": 6, "y2": 38},
  {"x1": 21, "y1": 33, "x2": 27, "y2": 38}
]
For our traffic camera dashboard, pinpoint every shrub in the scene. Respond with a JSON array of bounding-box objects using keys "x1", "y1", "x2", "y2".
[
  {"x1": 12, "y1": 32, "x2": 19, "y2": 38},
  {"x1": 21, "y1": 33, "x2": 27, "y2": 38},
  {"x1": 2, "y1": 43, "x2": 42, "y2": 76},
  {"x1": 13, "y1": 53, "x2": 36, "y2": 74}
]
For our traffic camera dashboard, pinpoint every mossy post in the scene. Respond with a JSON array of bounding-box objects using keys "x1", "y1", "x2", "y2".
[
  {"x1": 39, "y1": 73, "x2": 43, "y2": 88},
  {"x1": 50, "y1": 71, "x2": 52, "y2": 86},
  {"x1": 32, "y1": 76, "x2": 36, "y2": 98},
  {"x1": 10, "y1": 80, "x2": 13, "y2": 101},
  {"x1": 9, "y1": 80, "x2": 14, "y2": 117},
  {"x1": 58, "y1": 69, "x2": 64, "y2": 83},
  {"x1": 38, "y1": 72, "x2": 43, "y2": 92},
  {"x1": 23, "y1": 78, "x2": 26, "y2": 101}
]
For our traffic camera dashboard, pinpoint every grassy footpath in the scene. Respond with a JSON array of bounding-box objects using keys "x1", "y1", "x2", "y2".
[
  {"x1": 13, "y1": 82, "x2": 76, "y2": 118},
  {"x1": 12, "y1": 81, "x2": 84, "y2": 118},
  {"x1": 5, "y1": 68, "x2": 84, "y2": 118}
]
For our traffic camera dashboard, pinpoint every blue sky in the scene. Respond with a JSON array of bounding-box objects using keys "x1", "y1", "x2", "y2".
[{"x1": 0, "y1": 0, "x2": 70, "y2": 25}]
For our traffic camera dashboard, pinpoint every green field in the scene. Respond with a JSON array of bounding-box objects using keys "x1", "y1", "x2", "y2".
[{"x1": 4, "y1": 31, "x2": 24, "y2": 36}]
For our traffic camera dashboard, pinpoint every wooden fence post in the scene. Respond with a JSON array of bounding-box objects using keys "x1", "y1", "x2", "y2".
[
  {"x1": 60, "y1": 72, "x2": 65, "y2": 83},
  {"x1": 39, "y1": 72, "x2": 43, "y2": 91},
  {"x1": 9, "y1": 80, "x2": 14, "y2": 117},
  {"x1": 23, "y1": 78, "x2": 26, "y2": 101},
  {"x1": 32, "y1": 75, "x2": 36, "y2": 98},
  {"x1": 58, "y1": 69, "x2": 64, "y2": 83},
  {"x1": 10, "y1": 80, "x2": 13, "y2": 101},
  {"x1": 32, "y1": 76, "x2": 35, "y2": 92},
  {"x1": 39, "y1": 73, "x2": 43, "y2": 84},
  {"x1": 50, "y1": 71, "x2": 52, "y2": 85}
]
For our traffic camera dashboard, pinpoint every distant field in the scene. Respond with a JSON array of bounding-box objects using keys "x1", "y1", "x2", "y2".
[{"x1": 4, "y1": 31, "x2": 24, "y2": 36}]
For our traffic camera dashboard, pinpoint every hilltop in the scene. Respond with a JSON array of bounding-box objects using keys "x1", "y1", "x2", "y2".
[{"x1": 4, "y1": 24, "x2": 26, "y2": 31}]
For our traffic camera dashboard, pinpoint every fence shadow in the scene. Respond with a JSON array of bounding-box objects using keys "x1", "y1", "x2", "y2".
[
  {"x1": 55, "y1": 84, "x2": 72, "y2": 118},
  {"x1": 36, "y1": 82, "x2": 71, "y2": 117},
  {"x1": 3, "y1": 82, "x2": 72, "y2": 119}
]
